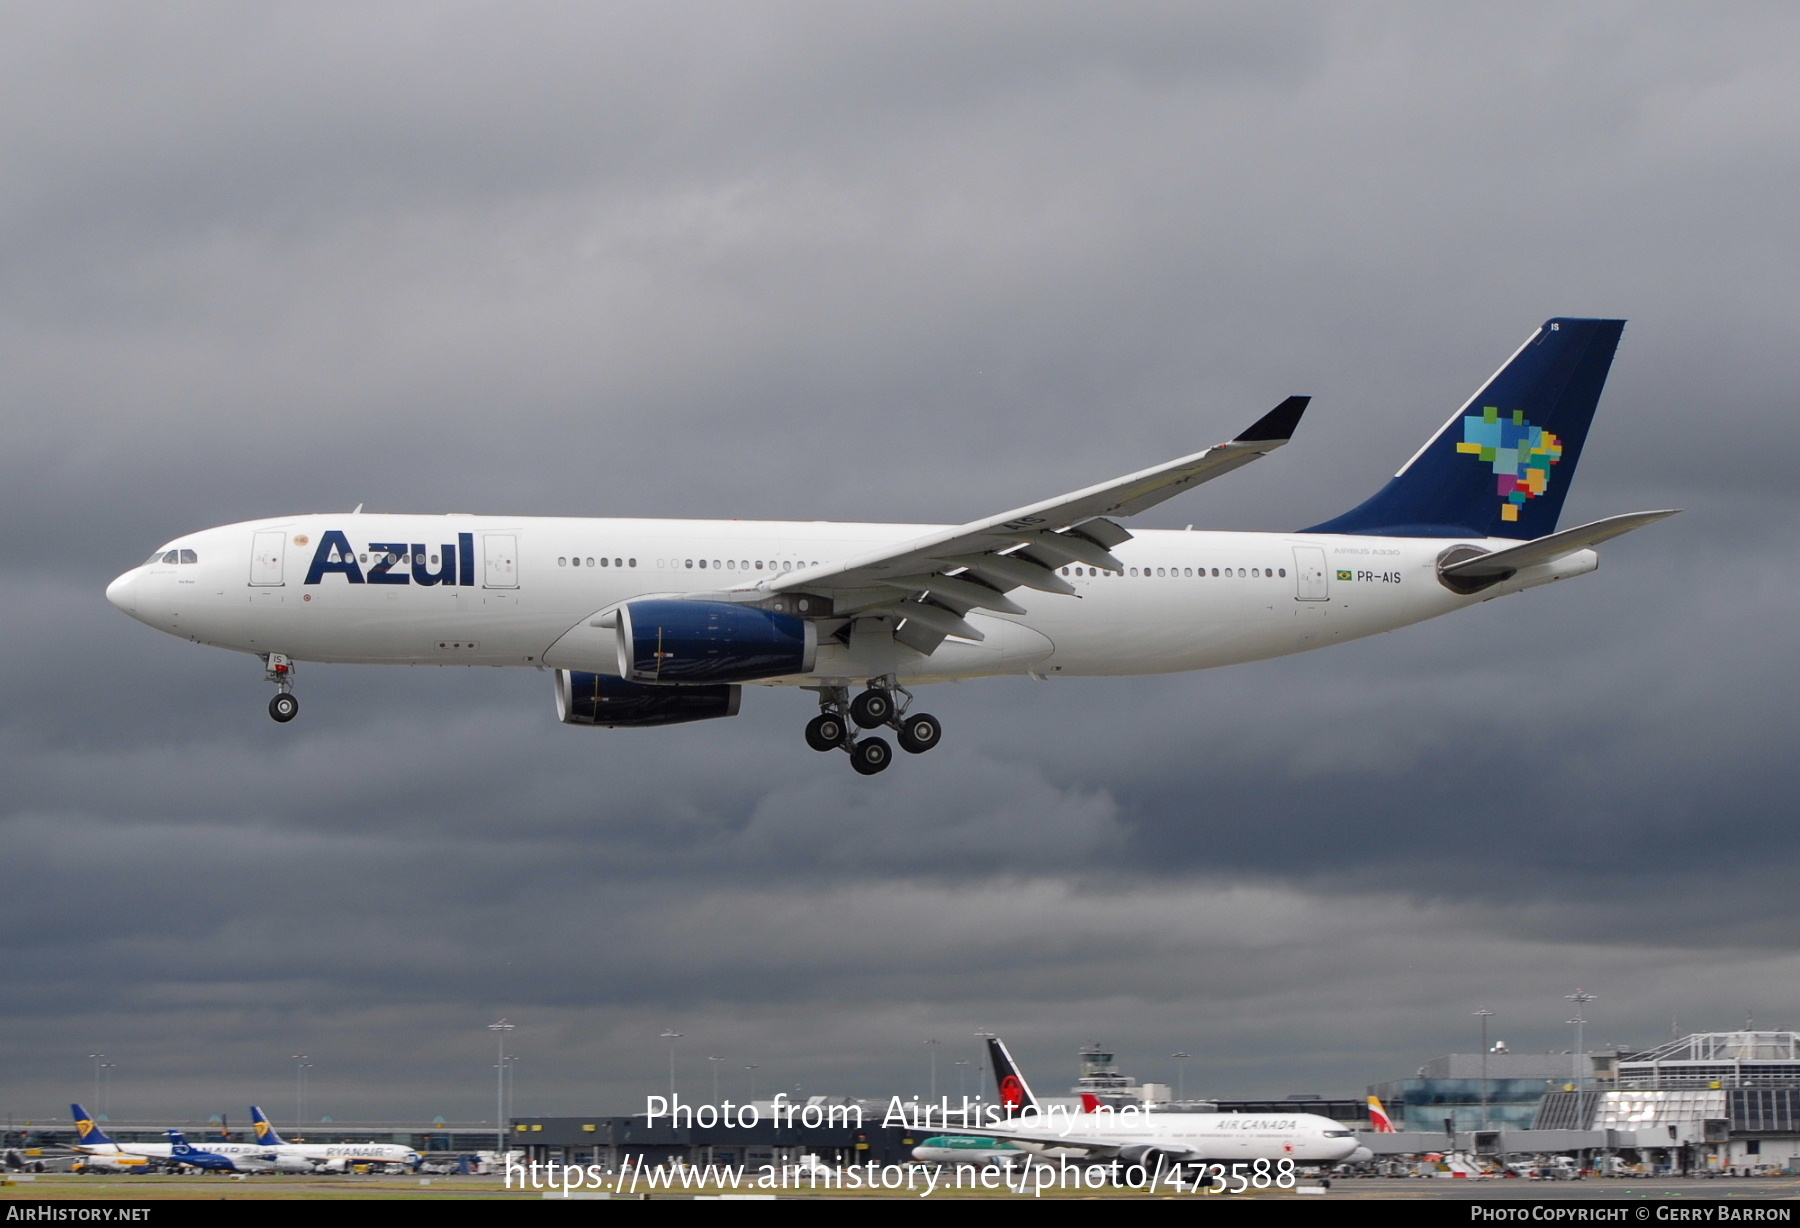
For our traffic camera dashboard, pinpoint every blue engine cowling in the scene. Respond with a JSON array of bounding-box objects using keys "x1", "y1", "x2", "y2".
[
  {"x1": 615, "y1": 600, "x2": 816, "y2": 684},
  {"x1": 555, "y1": 671, "x2": 741, "y2": 728}
]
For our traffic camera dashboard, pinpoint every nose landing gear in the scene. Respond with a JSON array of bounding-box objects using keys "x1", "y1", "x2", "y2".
[
  {"x1": 264, "y1": 653, "x2": 298, "y2": 723},
  {"x1": 805, "y1": 680, "x2": 942, "y2": 773}
]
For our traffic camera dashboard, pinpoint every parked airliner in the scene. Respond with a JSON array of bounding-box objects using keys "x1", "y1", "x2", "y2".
[
  {"x1": 248, "y1": 1106, "x2": 420, "y2": 1171},
  {"x1": 106, "y1": 318, "x2": 1672, "y2": 773},
  {"x1": 936, "y1": 1038, "x2": 1362, "y2": 1168},
  {"x1": 68, "y1": 1106, "x2": 276, "y2": 1172}
]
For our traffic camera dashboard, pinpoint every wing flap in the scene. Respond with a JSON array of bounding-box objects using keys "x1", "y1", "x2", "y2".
[
  {"x1": 936, "y1": 552, "x2": 1077, "y2": 595},
  {"x1": 879, "y1": 573, "x2": 1027, "y2": 615},
  {"x1": 867, "y1": 599, "x2": 986, "y2": 642}
]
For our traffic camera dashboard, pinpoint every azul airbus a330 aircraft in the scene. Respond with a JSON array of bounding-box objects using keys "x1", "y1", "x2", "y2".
[{"x1": 107, "y1": 318, "x2": 1673, "y2": 775}]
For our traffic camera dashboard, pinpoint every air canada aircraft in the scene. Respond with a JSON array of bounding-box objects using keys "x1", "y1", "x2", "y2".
[
  {"x1": 933, "y1": 1038, "x2": 1362, "y2": 1168},
  {"x1": 107, "y1": 318, "x2": 1673, "y2": 774}
]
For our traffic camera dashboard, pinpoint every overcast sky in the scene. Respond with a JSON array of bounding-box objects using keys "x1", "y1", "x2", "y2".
[{"x1": 2, "y1": 1, "x2": 1797, "y2": 1124}]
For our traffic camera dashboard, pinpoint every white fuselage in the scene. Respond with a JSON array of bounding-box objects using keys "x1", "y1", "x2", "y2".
[
  {"x1": 74, "y1": 1140, "x2": 274, "y2": 1169},
  {"x1": 106, "y1": 513, "x2": 1595, "y2": 686},
  {"x1": 979, "y1": 1108, "x2": 1360, "y2": 1165},
  {"x1": 265, "y1": 1142, "x2": 418, "y2": 1169}
]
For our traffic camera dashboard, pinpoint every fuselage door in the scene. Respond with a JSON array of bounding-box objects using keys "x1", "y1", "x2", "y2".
[
  {"x1": 483, "y1": 534, "x2": 519, "y2": 588},
  {"x1": 1293, "y1": 546, "x2": 1328, "y2": 601},
  {"x1": 250, "y1": 531, "x2": 286, "y2": 586}
]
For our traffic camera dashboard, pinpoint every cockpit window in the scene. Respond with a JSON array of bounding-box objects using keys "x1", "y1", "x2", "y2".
[
  {"x1": 161, "y1": 550, "x2": 180, "y2": 564},
  {"x1": 1323, "y1": 1130, "x2": 1354, "y2": 1137},
  {"x1": 147, "y1": 551, "x2": 167, "y2": 565},
  {"x1": 179, "y1": 549, "x2": 198, "y2": 564}
]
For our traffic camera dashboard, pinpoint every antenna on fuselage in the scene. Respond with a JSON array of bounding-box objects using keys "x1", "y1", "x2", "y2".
[{"x1": 351, "y1": 503, "x2": 364, "y2": 513}]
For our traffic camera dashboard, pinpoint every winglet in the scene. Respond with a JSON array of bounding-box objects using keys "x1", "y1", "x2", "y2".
[{"x1": 1234, "y1": 396, "x2": 1310, "y2": 444}]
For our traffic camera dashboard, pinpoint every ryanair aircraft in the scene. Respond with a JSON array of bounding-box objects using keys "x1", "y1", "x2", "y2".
[
  {"x1": 68, "y1": 1105, "x2": 278, "y2": 1173},
  {"x1": 107, "y1": 319, "x2": 1672, "y2": 774},
  {"x1": 248, "y1": 1106, "x2": 420, "y2": 1171}
]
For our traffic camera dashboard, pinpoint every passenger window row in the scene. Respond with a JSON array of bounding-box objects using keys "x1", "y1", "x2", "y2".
[
  {"x1": 1060, "y1": 565, "x2": 1287, "y2": 579},
  {"x1": 359, "y1": 551, "x2": 442, "y2": 565},
  {"x1": 658, "y1": 559, "x2": 816, "y2": 572},
  {"x1": 551, "y1": 556, "x2": 826, "y2": 572}
]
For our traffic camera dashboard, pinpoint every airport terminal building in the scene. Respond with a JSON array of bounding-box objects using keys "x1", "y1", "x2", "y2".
[{"x1": 1366, "y1": 1032, "x2": 1800, "y2": 1173}]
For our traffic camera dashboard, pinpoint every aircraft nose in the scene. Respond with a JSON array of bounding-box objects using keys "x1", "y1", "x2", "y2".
[{"x1": 105, "y1": 569, "x2": 139, "y2": 614}]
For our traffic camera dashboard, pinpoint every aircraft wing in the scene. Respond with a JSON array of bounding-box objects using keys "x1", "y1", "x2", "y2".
[
  {"x1": 918, "y1": 1120, "x2": 1111, "y2": 1154},
  {"x1": 919, "y1": 1119, "x2": 1187, "y2": 1161},
  {"x1": 760, "y1": 397, "x2": 1309, "y2": 652}
]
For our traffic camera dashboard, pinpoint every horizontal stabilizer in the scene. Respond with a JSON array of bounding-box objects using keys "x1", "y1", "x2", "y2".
[{"x1": 1442, "y1": 509, "x2": 1680, "y2": 579}]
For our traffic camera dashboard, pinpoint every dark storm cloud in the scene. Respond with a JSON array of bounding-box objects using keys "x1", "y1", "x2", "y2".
[{"x1": 1, "y1": 2, "x2": 1797, "y2": 1120}]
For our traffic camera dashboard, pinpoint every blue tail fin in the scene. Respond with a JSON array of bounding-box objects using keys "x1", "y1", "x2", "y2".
[
  {"x1": 1304, "y1": 318, "x2": 1625, "y2": 539},
  {"x1": 71, "y1": 1104, "x2": 114, "y2": 1147},
  {"x1": 250, "y1": 1106, "x2": 288, "y2": 1147}
]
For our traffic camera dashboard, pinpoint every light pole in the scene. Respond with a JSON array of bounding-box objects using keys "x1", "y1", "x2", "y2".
[
  {"x1": 925, "y1": 1039, "x2": 940, "y2": 1100},
  {"x1": 488, "y1": 1020, "x2": 514, "y2": 1159},
  {"x1": 1565, "y1": 990, "x2": 1596, "y2": 1091},
  {"x1": 1473, "y1": 1009, "x2": 1494, "y2": 1130},
  {"x1": 1171, "y1": 1052, "x2": 1192, "y2": 1102},
  {"x1": 745, "y1": 1065, "x2": 760, "y2": 1103},
  {"x1": 505, "y1": 1053, "x2": 517, "y2": 1128},
  {"x1": 708, "y1": 1057, "x2": 723, "y2": 1103},
  {"x1": 955, "y1": 1060, "x2": 971, "y2": 1099},
  {"x1": 291, "y1": 1055, "x2": 312, "y2": 1131},
  {"x1": 87, "y1": 1054, "x2": 105, "y2": 1110},
  {"x1": 661, "y1": 1031, "x2": 683, "y2": 1101}
]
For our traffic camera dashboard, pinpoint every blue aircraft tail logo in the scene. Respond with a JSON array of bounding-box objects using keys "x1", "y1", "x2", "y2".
[
  {"x1": 1305, "y1": 318, "x2": 1625, "y2": 539},
  {"x1": 71, "y1": 1104, "x2": 113, "y2": 1147},
  {"x1": 250, "y1": 1106, "x2": 288, "y2": 1146}
]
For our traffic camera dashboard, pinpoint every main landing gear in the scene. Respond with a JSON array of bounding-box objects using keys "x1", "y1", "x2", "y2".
[
  {"x1": 805, "y1": 680, "x2": 941, "y2": 775},
  {"x1": 264, "y1": 653, "x2": 298, "y2": 723}
]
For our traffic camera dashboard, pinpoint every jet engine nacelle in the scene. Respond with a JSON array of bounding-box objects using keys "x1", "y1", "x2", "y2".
[
  {"x1": 555, "y1": 670, "x2": 741, "y2": 728},
  {"x1": 1117, "y1": 1144, "x2": 1197, "y2": 1168},
  {"x1": 615, "y1": 599, "x2": 815, "y2": 684}
]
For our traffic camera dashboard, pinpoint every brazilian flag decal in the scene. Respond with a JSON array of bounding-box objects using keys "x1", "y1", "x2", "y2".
[{"x1": 1336, "y1": 570, "x2": 1353, "y2": 581}]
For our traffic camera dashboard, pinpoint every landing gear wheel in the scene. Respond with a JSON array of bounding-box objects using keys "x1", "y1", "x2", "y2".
[
  {"x1": 850, "y1": 736, "x2": 892, "y2": 775},
  {"x1": 269, "y1": 693, "x2": 299, "y2": 723},
  {"x1": 896, "y1": 712, "x2": 942, "y2": 754},
  {"x1": 849, "y1": 688, "x2": 895, "y2": 729},
  {"x1": 805, "y1": 713, "x2": 848, "y2": 752}
]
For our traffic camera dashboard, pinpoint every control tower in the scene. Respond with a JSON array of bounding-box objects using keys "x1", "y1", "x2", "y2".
[{"x1": 1071, "y1": 1043, "x2": 1141, "y2": 1100}]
